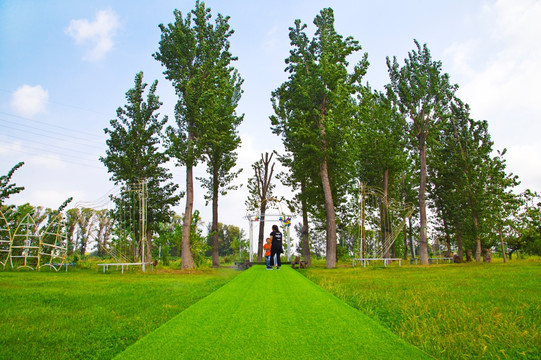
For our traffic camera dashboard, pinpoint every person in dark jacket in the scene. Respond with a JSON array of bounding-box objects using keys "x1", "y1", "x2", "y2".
[{"x1": 269, "y1": 224, "x2": 283, "y2": 270}]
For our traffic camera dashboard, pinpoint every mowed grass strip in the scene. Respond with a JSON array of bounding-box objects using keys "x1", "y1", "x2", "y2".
[
  {"x1": 116, "y1": 265, "x2": 431, "y2": 359},
  {"x1": 0, "y1": 268, "x2": 238, "y2": 360},
  {"x1": 302, "y1": 259, "x2": 541, "y2": 359}
]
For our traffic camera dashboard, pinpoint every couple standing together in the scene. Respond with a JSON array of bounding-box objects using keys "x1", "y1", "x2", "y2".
[{"x1": 263, "y1": 225, "x2": 283, "y2": 270}]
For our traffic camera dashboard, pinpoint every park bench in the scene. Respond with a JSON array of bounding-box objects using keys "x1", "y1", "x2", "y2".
[
  {"x1": 97, "y1": 262, "x2": 154, "y2": 274},
  {"x1": 352, "y1": 258, "x2": 402, "y2": 268},
  {"x1": 291, "y1": 256, "x2": 307, "y2": 269}
]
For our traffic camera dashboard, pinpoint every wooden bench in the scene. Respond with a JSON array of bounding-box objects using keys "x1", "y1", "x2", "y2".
[{"x1": 291, "y1": 256, "x2": 307, "y2": 269}]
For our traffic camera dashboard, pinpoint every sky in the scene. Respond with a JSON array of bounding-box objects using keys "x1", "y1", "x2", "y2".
[{"x1": 1, "y1": 0, "x2": 540, "y2": 252}]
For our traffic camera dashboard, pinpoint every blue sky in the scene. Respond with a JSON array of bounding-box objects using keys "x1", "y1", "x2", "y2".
[{"x1": 1, "y1": 0, "x2": 540, "y2": 249}]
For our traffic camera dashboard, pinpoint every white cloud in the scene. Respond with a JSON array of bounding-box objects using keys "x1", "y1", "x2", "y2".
[
  {"x1": 65, "y1": 8, "x2": 120, "y2": 61},
  {"x1": 0, "y1": 140, "x2": 23, "y2": 155},
  {"x1": 11, "y1": 85, "x2": 49, "y2": 117},
  {"x1": 30, "y1": 154, "x2": 66, "y2": 170},
  {"x1": 448, "y1": 0, "x2": 541, "y2": 118},
  {"x1": 445, "y1": 0, "x2": 541, "y2": 192},
  {"x1": 31, "y1": 189, "x2": 76, "y2": 209},
  {"x1": 504, "y1": 143, "x2": 541, "y2": 192}
]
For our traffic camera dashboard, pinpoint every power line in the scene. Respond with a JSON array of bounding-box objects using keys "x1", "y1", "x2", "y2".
[
  {"x1": 0, "y1": 122, "x2": 104, "y2": 155},
  {"x1": 0, "y1": 137, "x2": 105, "y2": 170},
  {"x1": 73, "y1": 186, "x2": 122, "y2": 209},
  {"x1": 0, "y1": 116, "x2": 104, "y2": 149},
  {"x1": 0, "y1": 111, "x2": 105, "y2": 140}
]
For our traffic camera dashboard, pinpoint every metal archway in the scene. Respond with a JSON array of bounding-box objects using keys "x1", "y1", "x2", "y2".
[{"x1": 245, "y1": 198, "x2": 293, "y2": 262}]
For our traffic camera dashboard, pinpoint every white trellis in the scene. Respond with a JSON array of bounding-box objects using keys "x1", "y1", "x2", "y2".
[
  {"x1": 352, "y1": 182, "x2": 414, "y2": 267},
  {"x1": 245, "y1": 212, "x2": 293, "y2": 262}
]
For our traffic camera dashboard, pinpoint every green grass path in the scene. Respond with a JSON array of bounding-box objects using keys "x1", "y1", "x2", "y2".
[{"x1": 116, "y1": 265, "x2": 432, "y2": 359}]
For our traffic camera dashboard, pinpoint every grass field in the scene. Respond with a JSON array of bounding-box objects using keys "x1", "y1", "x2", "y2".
[
  {"x1": 1, "y1": 259, "x2": 539, "y2": 359},
  {"x1": 116, "y1": 265, "x2": 431, "y2": 359},
  {"x1": 0, "y1": 268, "x2": 238, "y2": 360},
  {"x1": 301, "y1": 258, "x2": 541, "y2": 359}
]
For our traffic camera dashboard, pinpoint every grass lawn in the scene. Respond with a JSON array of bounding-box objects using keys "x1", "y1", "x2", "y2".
[
  {"x1": 301, "y1": 258, "x2": 541, "y2": 359},
  {"x1": 116, "y1": 265, "x2": 431, "y2": 359},
  {"x1": 0, "y1": 268, "x2": 238, "y2": 360}
]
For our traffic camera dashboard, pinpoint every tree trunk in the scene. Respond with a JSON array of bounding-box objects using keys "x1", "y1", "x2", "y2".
[
  {"x1": 402, "y1": 228, "x2": 408, "y2": 260},
  {"x1": 468, "y1": 220, "x2": 480, "y2": 260},
  {"x1": 318, "y1": 105, "x2": 336, "y2": 269},
  {"x1": 146, "y1": 227, "x2": 152, "y2": 266},
  {"x1": 321, "y1": 157, "x2": 337, "y2": 268},
  {"x1": 457, "y1": 230, "x2": 464, "y2": 260},
  {"x1": 382, "y1": 168, "x2": 391, "y2": 258},
  {"x1": 482, "y1": 248, "x2": 492, "y2": 262},
  {"x1": 498, "y1": 226, "x2": 507, "y2": 263},
  {"x1": 301, "y1": 181, "x2": 311, "y2": 266},
  {"x1": 408, "y1": 216, "x2": 414, "y2": 259},
  {"x1": 211, "y1": 178, "x2": 220, "y2": 267},
  {"x1": 257, "y1": 203, "x2": 267, "y2": 262},
  {"x1": 418, "y1": 134, "x2": 429, "y2": 265},
  {"x1": 181, "y1": 165, "x2": 195, "y2": 269}
]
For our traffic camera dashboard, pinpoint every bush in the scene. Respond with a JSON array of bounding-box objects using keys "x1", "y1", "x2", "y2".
[{"x1": 336, "y1": 245, "x2": 349, "y2": 261}]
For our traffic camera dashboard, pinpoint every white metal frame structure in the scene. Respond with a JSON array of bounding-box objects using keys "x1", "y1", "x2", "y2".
[
  {"x1": 245, "y1": 212, "x2": 293, "y2": 262},
  {"x1": 99, "y1": 179, "x2": 151, "y2": 273},
  {"x1": 352, "y1": 182, "x2": 414, "y2": 267}
]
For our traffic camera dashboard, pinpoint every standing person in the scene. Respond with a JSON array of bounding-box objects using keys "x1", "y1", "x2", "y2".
[
  {"x1": 263, "y1": 238, "x2": 272, "y2": 270},
  {"x1": 269, "y1": 224, "x2": 283, "y2": 270}
]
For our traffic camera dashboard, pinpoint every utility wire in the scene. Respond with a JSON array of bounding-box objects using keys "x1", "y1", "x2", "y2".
[
  {"x1": 0, "y1": 111, "x2": 105, "y2": 140},
  {"x1": 0, "y1": 123, "x2": 104, "y2": 155},
  {"x1": 0, "y1": 116, "x2": 105, "y2": 149},
  {"x1": 0, "y1": 138, "x2": 105, "y2": 170}
]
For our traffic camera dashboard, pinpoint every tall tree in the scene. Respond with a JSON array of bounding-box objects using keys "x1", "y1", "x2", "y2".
[
  {"x1": 65, "y1": 208, "x2": 79, "y2": 255},
  {"x1": 271, "y1": 8, "x2": 368, "y2": 268},
  {"x1": 245, "y1": 152, "x2": 276, "y2": 262},
  {"x1": 95, "y1": 209, "x2": 114, "y2": 257},
  {"x1": 154, "y1": 1, "x2": 238, "y2": 269},
  {"x1": 353, "y1": 88, "x2": 409, "y2": 258},
  {"x1": 76, "y1": 208, "x2": 94, "y2": 255},
  {"x1": 386, "y1": 40, "x2": 456, "y2": 265},
  {"x1": 100, "y1": 71, "x2": 180, "y2": 264},
  {"x1": 514, "y1": 190, "x2": 541, "y2": 257},
  {"x1": 429, "y1": 99, "x2": 478, "y2": 261},
  {"x1": 483, "y1": 149, "x2": 520, "y2": 261},
  {"x1": 198, "y1": 67, "x2": 243, "y2": 267},
  {"x1": 429, "y1": 98, "x2": 519, "y2": 262}
]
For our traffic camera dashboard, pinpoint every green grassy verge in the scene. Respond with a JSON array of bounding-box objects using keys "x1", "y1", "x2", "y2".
[
  {"x1": 301, "y1": 259, "x2": 541, "y2": 359},
  {"x1": 0, "y1": 268, "x2": 238, "y2": 360},
  {"x1": 116, "y1": 265, "x2": 431, "y2": 359}
]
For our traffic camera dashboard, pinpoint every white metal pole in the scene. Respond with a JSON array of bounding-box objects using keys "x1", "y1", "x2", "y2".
[
  {"x1": 249, "y1": 218, "x2": 253, "y2": 262},
  {"x1": 286, "y1": 226, "x2": 291, "y2": 261}
]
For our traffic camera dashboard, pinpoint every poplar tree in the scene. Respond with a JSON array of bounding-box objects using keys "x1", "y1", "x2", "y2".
[
  {"x1": 154, "y1": 1, "x2": 239, "y2": 269},
  {"x1": 271, "y1": 8, "x2": 368, "y2": 268},
  {"x1": 198, "y1": 68, "x2": 243, "y2": 267},
  {"x1": 245, "y1": 152, "x2": 276, "y2": 262},
  {"x1": 100, "y1": 72, "x2": 180, "y2": 263},
  {"x1": 353, "y1": 89, "x2": 409, "y2": 257},
  {"x1": 386, "y1": 40, "x2": 456, "y2": 265}
]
